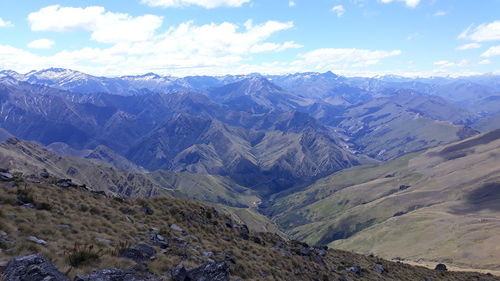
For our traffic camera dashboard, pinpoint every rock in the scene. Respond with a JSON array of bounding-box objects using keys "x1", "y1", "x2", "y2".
[
  {"x1": 140, "y1": 206, "x2": 154, "y2": 215},
  {"x1": 203, "y1": 251, "x2": 214, "y2": 257},
  {"x1": 186, "y1": 261, "x2": 230, "y2": 281},
  {"x1": 171, "y1": 264, "x2": 188, "y2": 281},
  {"x1": 4, "y1": 182, "x2": 17, "y2": 188},
  {"x1": 312, "y1": 255, "x2": 326, "y2": 267},
  {"x1": 95, "y1": 238, "x2": 112, "y2": 244},
  {"x1": 0, "y1": 231, "x2": 7, "y2": 236},
  {"x1": 27, "y1": 236, "x2": 47, "y2": 245},
  {"x1": 3, "y1": 254, "x2": 69, "y2": 281},
  {"x1": 74, "y1": 267, "x2": 162, "y2": 281},
  {"x1": 281, "y1": 251, "x2": 292, "y2": 258},
  {"x1": 150, "y1": 234, "x2": 168, "y2": 248},
  {"x1": 148, "y1": 227, "x2": 159, "y2": 232},
  {"x1": 119, "y1": 244, "x2": 157, "y2": 262},
  {"x1": 0, "y1": 172, "x2": 14, "y2": 181},
  {"x1": 40, "y1": 172, "x2": 50, "y2": 178},
  {"x1": 346, "y1": 266, "x2": 361, "y2": 274},
  {"x1": 292, "y1": 247, "x2": 312, "y2": 256},
  {"x1": 26, "y1": 177, "x2": 41, "y2": 184},
  {"x1": 237, "y1": 224, "x2": 249, "y2": 240},
  {"x1": 399, "y1": 185, "x2": 411, "y2": 190},
  {"x1": 434, "y1": 263, "x2": 447, "y2": 271},
  {"x1": 374, "y1": 264, "x2": 384, "y2": 274},
  {"x1": 170, "y1": 224, "x2": 183, "y2": 232},
  {"x1": 21, "y1": 203, "x2": 36, "y2": 209}
]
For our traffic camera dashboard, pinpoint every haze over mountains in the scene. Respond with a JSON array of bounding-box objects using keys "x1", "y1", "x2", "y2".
[{"x1": 1, "y1": 67, "x2": 500, "y2": 272}]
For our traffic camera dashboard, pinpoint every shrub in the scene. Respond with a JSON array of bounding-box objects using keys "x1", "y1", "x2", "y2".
[
  {"x1": 17, "y1": 188, "x2": 35, "y2": 204},
  {"x1": 36, "y1": 202, "x2": 52, "y2": 211},
  {"x1": 66, "y1": 244, "x2": 102, "y2": 267}
]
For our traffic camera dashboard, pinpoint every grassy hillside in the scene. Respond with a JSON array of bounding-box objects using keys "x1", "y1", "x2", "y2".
[
  {"x1": 1, "y1": 174, "x2": 498, "y2": 280},
  {"x1": 269, "y1": 129, "x2": 500, "y2": 271}
]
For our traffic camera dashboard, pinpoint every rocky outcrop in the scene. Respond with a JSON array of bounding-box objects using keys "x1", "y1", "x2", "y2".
[
  {"x1": 171, "y1": 261, "x2": 230, "y2": 281},
  {"x1": 3, "y1": 254, "x2": 69, "y2": 281},
  {"x1": 74, "y1": 267, "x2": 162, "y2": 281}
]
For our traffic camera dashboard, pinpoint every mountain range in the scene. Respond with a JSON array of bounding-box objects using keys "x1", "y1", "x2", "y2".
[{"x1": 1, "y1": 68, "x2": 500, "y2": 273}]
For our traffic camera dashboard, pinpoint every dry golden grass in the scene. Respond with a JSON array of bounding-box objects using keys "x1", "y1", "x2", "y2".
[{"x1": 1, "y1": 175, "x2": 500, "y2": 281}]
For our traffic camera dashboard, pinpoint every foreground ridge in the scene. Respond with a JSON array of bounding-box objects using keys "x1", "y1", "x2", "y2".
[{"x1": 1, "y1": 171, "x2": 499, "y2": 280}]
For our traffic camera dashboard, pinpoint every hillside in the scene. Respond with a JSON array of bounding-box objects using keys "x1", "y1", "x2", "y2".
[
  {"x1": 266, "y1": 129, "x2": 500, "y2": 271},
  {"x1": 1, "y1": 173, "x2": 499, "y2": 281}
]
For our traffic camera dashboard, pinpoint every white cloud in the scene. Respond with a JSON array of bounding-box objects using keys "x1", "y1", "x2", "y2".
[
  {"x1": 378, "y1": 0, "x2": 420, "y2": 8},
  {"x1": 0, "y1": 19, "x2": 302, "y2": 76},
  {"x1": 458, "y1": 21, "x2": 500, "y2": 42},
  {"x1": 288, "y1": 1, "x2": 296, "y2": 7},
  {"x1": 140, "y1": 0, "x2": 250, "y2": 8},
  {"x1": 292, "y1": 48, "x2": 402, "y2": 70},
  {"x1": 27, "y1": 39, "x2": 55, "y2": 49},
  {"x1": 481, "y1": 45, "x2": 500, "y2": 58},
  {"x1": 479, "y1": 59, "x2": 491, "y2": 65},
  {"x1": 0, "y1": 17, "x2": 13, "y2": 27},
  {"x1": 28, "y1": 5, "x2": 163, "y2": 44},
  {"x1": 434, "y1": 11, "x2": 447, "y2": 16},
  {"x1": 456, "y1": 43, "x2": 482, "y2": 51},
  {"x1": 331, "y1": 5, "x2": 345, "y2": 17},
  {"x1": 434, "y1": 59, "x2": 468, "y2": 68}
]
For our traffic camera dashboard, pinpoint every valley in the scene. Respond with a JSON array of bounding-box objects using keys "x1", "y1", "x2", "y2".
[{"x1": 1, "y1": 69, "x2": 500, "y2": 279}]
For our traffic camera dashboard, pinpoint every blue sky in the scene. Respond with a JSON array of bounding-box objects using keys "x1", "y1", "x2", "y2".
[{"x1": 0, "y1": 0, "x2": 499, "y2": 77}]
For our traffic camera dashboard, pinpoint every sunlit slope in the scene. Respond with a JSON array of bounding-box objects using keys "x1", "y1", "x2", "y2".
[{"x1": 270, "y1": 129, "x2": 500, "y2": 270}]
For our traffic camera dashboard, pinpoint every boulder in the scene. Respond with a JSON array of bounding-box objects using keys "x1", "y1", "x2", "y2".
[
  {"x1": 27, "y1": 236, "x2": 47, "y2": 245},
  {"x1": 434, "y1": 263, "x2": 447, "y2": 271},
  {"x1": 374, "y1": 264, "x2": 384, "y2": 274},
  {"x1": 186, "y1": 261, "x2": 230, "y2": 281},
  {"x1": 170, "y1": 224, "x2": 183, "y2": 232},
  {"x1": 3, "y1": 254, "x2": 69, "y2": 281},
  {"x1": 346, "y1": 265, "x2": 361, "y2": 275},
  {"x1": 119, "y1": 244, "x2": 156, "y2": 262},
  {"x1": 74, "y1": 267, "x2": 162, "y2": 281},
  {"x1": 0, "y1": 172, "x2": 14, "y2": 181},
  {"x1": 171, "y1": 264, "x2": 188, "y2": 281}
]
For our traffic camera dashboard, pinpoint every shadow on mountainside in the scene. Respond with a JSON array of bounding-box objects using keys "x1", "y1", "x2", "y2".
[{"x1": 451, "y1": 182, "x2": 500, "y2": 214}]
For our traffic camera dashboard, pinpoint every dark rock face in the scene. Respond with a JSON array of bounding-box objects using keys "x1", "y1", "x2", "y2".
[
  {"x1": 3, "y1": 254, "x2": 69, "y2": 281},
  {"x1": 141, "y1": 206, "x2": 154, "y2": 215},
  {"x1": 74, "y1": 267, "x2": 162, "y2": 281},
  {"x1": 119, "y1": 243, "x2": 156, "y2": 262},
  {"x1": 172, "y1": 261, "x2": 230, "y2": 281},
  {"x1": 435, "y1": 263, "x2": 447, "y2": 271},
  {"x1": 171, "y1": 264, "x2": 188, "y2": 281}
]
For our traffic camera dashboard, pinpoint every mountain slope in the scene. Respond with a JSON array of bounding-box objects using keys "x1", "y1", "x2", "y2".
[
  {"x1": 267, "y1": 129, "x2": 500, "y2": 270},
  {"x1": 2, "y1": 174, "x2": 497, "y2": 280}
]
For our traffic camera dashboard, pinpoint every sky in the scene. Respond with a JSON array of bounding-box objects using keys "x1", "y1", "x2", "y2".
[{"x1": 0, "y1": 0, "x2": 499, "y2": 77}]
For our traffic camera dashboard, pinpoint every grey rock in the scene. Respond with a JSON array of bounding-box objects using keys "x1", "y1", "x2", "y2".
[
  {"x1": 171, "y1": 264, "x2": 187, "y2": 281},
  {"x1": 119, "y1": 244, "x2": 156, "y2": 262},
  {"x1": 95, "y1": 238, "x2": 111, "y2": 243},
  {"x1": 21, "y1": 203, "x2": 35, "y2": 209},
  {"x1": 0, "y1": 231, "x2": 7, "y2": 236},
  {"x1": 186, "y1": 261, "x2": 230, "y2": 281},
  {"x1": 281, "y1": 251, "x2": 292, "y2": 258},
  {"x1": 170, "y1": 224, "x2": 183, "y2": 232},
  {"x1": 26, "y1": 177, "x2": 41, "y2": 184},
  {"x1": 374, "y1": 264, "x2": 384, "y2": 274},
  {"x1": 27, "y1": 236, "x2": 47, "y2": 245},
  {"x1": 74, "y1": 267, "x2": 162, "y2": 281},
  {"x1": 0, "y1": 172, "x2": 14, "y2": 181},
  {"x1": 150, "y1": 234, "x2": 168, "y2": 248},
  {"x1": 3, "y1": 254, "x2": 69, "y2": 281},
  {"x1": 4, "y1": 182, "x2": 16, "y2": 188},
  {"x1": 203, "y1": 251, "x2": 213, "y2": 257},
  {"x1": 346, "y1": 266, "x2": 361, "y2": 274}
]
